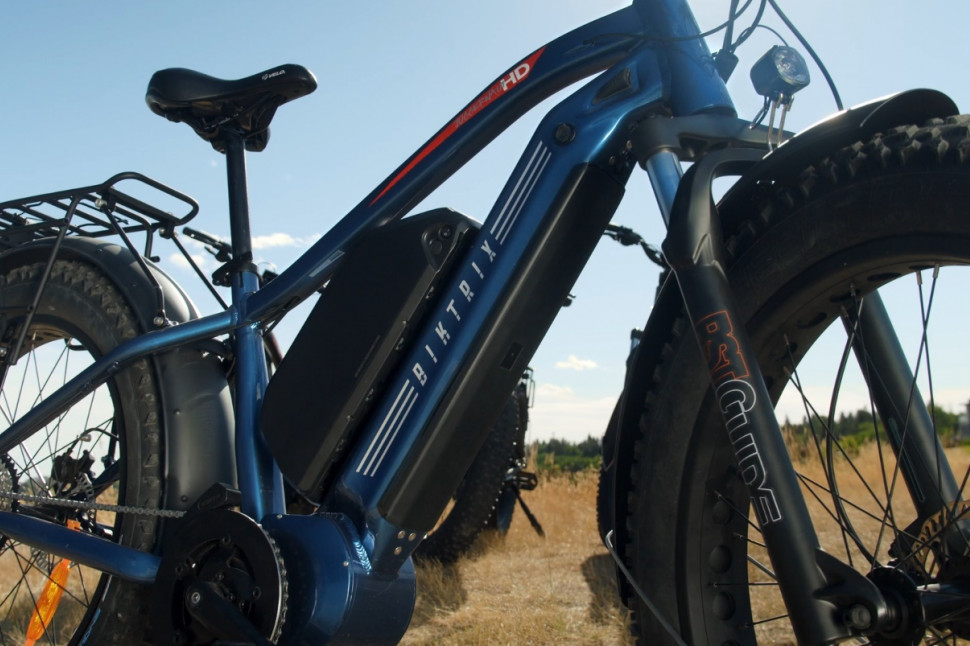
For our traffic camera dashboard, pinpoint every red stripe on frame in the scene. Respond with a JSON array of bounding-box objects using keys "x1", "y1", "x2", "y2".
[{"x1": 369, "y1": 47, "x2": 546, "y2": 206}]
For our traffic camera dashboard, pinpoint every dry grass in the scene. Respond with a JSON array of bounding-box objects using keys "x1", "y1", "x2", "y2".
[
  {"x1": 7, "y1": 446, "x2": 970, "y2": 644},
  {"x1": 0, "y1": 489, "x2": 117, "y2": 644},
  {"x1": 402, "y1": 445, "x2": 970, "y2": 645},
  {"x1": 401, "y1": 470, "x2": 633, "y2": 645}
]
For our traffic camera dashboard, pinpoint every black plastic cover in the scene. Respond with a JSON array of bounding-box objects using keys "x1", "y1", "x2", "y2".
[{"x1": 261, "y1": 209, "x2": 478, "y2": 499}]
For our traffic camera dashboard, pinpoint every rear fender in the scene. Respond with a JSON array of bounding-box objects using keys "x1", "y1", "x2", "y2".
[{"x1": 0, "y1": 237, "x2": 236, "y2": 512}]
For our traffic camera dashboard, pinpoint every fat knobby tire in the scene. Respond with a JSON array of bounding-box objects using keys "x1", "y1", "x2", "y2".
[
  {"x1": 0, "y1": 260, "x2": 163, "y2": 645},
  {"x1": 624, "y1": 116, "x2": 970, "y2": 645}
]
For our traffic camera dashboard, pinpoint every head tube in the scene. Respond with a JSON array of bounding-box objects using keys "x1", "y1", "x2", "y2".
[{"x1": 633, "y1": 0, "x2": 736, "y2": 117}]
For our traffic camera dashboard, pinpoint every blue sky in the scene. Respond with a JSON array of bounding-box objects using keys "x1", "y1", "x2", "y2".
[{"x1": 3, "y1": 1, "x2": 968, "y2": 443}]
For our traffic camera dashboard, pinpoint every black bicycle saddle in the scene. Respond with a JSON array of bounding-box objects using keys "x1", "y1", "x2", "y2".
[{"x1": 146, "y1": 64, "x2": 317, "y2": 153}]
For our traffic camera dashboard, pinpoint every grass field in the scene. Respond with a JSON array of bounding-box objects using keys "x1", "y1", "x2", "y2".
[
  {"x1": 400, "y1": 444, "x2": 970, "y2": 645},
  {"x1": 401, "y1": 470, "x2": 633, "y2": 645}
]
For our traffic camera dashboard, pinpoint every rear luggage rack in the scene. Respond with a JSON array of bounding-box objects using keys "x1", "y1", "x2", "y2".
[
  {"x1": 0, "y1": 172, "x2": 206, "y2": 343},
  {"x1": 0, "y1": 171, "x2": 199, "y2": 254}
]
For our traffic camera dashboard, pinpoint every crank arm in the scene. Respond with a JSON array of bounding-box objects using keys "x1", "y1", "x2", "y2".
[{"x1": 185, "y1": 581, "x2": 276, "y2": 646}]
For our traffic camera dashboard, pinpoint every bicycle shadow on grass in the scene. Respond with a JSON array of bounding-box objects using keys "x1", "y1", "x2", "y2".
[{"x1": 581, "y1": 553, "x2": 629, "y2": 625}]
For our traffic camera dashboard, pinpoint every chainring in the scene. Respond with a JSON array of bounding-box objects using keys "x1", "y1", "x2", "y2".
[{"x1": 152, "y1": 508, "x2": 287, "y2": 645}]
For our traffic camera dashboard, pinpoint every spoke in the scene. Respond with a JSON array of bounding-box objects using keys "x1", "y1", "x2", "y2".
[
  {"x1": 919, "y1": 267, "x2": 970, "y2": 557},
  {"x1": 822, "y1": 304, "x2": 859, "y2": 495},
  {"x1": 8, "y1": 539, "x2": 93, "y2": 645},
  {"x1": 12, "y1": 545, "x2": 48, "y2": 643},
  {"x1": 846, "y1": 293, "x2": 905, "y2": 564},
  {"x1": 0, "y1": 551, "x2": 28, "y2": 621},
  {"x1": 842, "y1": 295, "x2": 909, "y2": 565},
  {"x1": 892, "y1": 504, "x2": 970, "y2": 571},
  {"x1": 844, "y1": 292, "x2": 930, "y2": 569},
  {"x1": 858, "y1": 288, "x2": 946, "y2": 539},
  {"x1": 787, "y1": 333, "x2": 893, "y2": 565},
  {"x1": 0, "y1": 373, "x2": 14, "y2": 426},
  {"x1": 12, "y1": 332, "x2": 41, "y2": 422},
  {"x1": 746, "y1": 553, "x2": 777, "y2": 582},
  {"x1": 798, "y1": 471, "x2": 889, "y2": 531},
  {"x1": 746, "y1": 612, "x2": 790, "y2": 628},
  {"x1": 924, "y1": 626, "x2": 957, "y2": 646},
  {"x1": 714, "y1": 490, "x2": 764, "y2": 537},
  {"x1": 795, "y1": 469, "x2": 956, "y2": 572}
]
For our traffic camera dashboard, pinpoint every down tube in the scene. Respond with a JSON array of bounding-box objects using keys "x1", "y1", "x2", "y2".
[{"x1": 328, "y1": 87, "x2": 654, "y2": 575}]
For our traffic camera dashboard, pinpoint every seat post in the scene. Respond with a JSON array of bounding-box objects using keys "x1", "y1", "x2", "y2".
[{"x1": 223, "y1": 130, "x2": 254, "y2": 268}]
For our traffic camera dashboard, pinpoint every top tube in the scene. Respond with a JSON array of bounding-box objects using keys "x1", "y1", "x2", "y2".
[
  {"x1": 245, "y1": 6, "x2": 640, "y2": 320},
  {"x1": 245, "y1": 0, "x2": 733, "y2": 323}
]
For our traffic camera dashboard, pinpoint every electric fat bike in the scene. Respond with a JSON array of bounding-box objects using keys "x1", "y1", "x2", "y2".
[{"x1": 0, "y1": 0, "x2": 969, "y2": 644}]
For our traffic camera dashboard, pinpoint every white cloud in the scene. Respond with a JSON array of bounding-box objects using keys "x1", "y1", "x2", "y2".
[
  {"x1": 555, "y1": 354, "x2": 598, "y2": 371},
  {"x1": 252, "y1": 232, "x2": 319, "y2": 249},
  {"x1": 168, "y1": 252, "x2": 209, "y2": 271},
  {"x1": 527, "y1": 383, "x2": 616, "y2": 443}
]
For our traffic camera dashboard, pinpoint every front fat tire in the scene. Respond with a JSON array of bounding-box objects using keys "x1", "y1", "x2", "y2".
[
  {"x1": 0, "y1": 260, "x2": 163, "y2": 645},
  {"x1": 625, "y1": 116, "x2": 970, "y2": 645}
]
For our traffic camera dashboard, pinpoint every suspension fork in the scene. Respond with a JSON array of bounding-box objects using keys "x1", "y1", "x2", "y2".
[
  {"x1": 846, "y1": 293, "x2": 965, "y2": 553},
  {"x1": 661, "y1": 147, "x2": 890, "y2": 644}
]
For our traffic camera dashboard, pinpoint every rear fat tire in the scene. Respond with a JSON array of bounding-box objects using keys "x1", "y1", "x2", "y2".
[{"x1": 0, "y1": 260, "x2": 163, "y2": 645}]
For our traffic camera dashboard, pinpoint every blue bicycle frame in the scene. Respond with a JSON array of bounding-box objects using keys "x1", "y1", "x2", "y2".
[
  {"x1": 0, "y1": 0, "x2": 728, "y2": 533},
  {"x1": 0, "y1": 0, "x2": 901, "y2": 643}
]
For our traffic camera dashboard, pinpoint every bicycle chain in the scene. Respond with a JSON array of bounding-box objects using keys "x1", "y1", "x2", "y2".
[{"x1": 0, "y1": 489, "x2": 185, "y2": 518}]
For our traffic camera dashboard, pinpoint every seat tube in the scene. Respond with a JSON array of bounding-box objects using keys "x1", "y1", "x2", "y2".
[
  {"x1": 224, "y1": 133, "x2": 285, "y2": 520},
  {"x1": 225, "y1": 133, "x2": 254, "y2": 267}
]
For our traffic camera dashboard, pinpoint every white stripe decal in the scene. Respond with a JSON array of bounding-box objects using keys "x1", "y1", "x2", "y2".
[
  {"x1": 496, "y1": 146, "x2": 550, "y2": 244},
  {"x1": 362, "y1": 385, "x2": 416, "y2": 476},
  {"x1": 356, "y1": 381, "x2": 411, "y2": 473},
  {"x1": 367, "y1": 390, "x2": 420, "y2": 476},
  {"x1": 491, "y1": 141, "x2": 546, "y2": 237},
  {"x1": 499, "y1": 148, "x2": 551, "y2": 245},
  {"x1": 354, "y1": 143, "x2": 554, "y2": 479}
]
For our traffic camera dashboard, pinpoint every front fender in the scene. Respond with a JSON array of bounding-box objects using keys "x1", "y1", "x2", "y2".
[
  {"x1": 609, "y1": 87, "x2": 959, "y2": 563},
  {"x1": 720, "y1": 88, "x2": 958, "y2": 227},
  {"x1": 0, "y1": 237, "x2": 236, "y2": 512}
]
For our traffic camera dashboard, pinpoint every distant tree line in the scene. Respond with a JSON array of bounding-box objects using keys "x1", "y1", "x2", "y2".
[
  {"x1": 782, "y1": 405, "x2": 963, "y2": 460},
  {"x1": 533, "y1": 405, "x2": 965, "y2": 472},
  {"x1": 534, "y1": 435, "x2": 601, "y2": 473},
  {"x1": 532, "y1": 405, "x2": 964, "y2": 472}
]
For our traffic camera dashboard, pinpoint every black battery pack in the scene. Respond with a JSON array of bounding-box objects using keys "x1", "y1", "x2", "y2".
[{"x1": 261, "y1": 209, "x2": 477, "y2": 499}]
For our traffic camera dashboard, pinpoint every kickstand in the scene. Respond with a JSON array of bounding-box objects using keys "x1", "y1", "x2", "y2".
[{"x1": 515, "y1": 488, "x2": 545, "y2": 537}]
